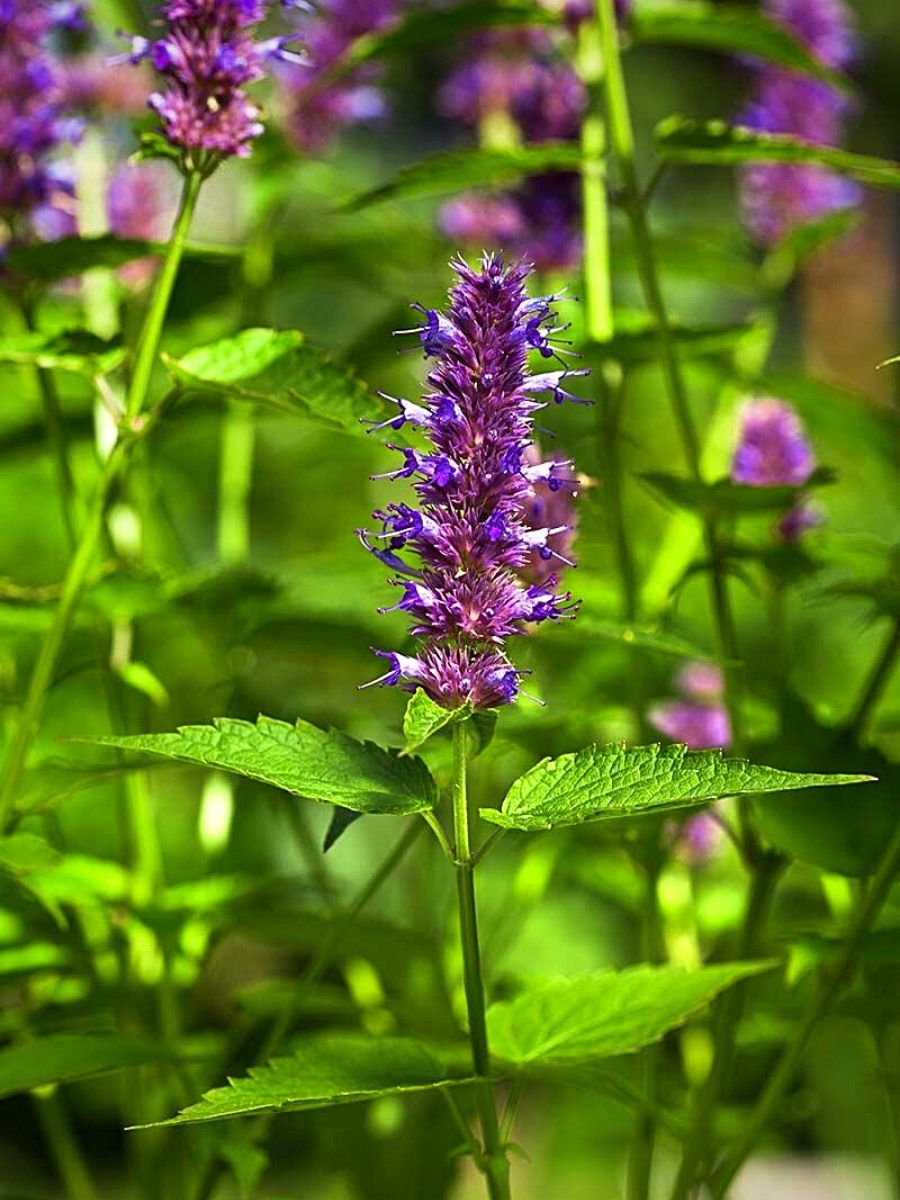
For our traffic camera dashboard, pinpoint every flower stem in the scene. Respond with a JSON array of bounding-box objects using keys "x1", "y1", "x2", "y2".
[
  {"x1": 849, "y1": 618, "x2": 900, "y2": 738},
  {"x1": 0, "y1": 169, "x2": 203, "y2": 834},
  {"x1": 452, "y1": 721, "x2": 511, "y2": 1200},
  {"x1": 710, "y1": 814, "x2": 900, "y2": 1198},
  {"x1": 125, "y1": 169, "x2": 202, "y2": 422},
  {"x1": 34, "y1": 1090, "x2": 99, "y2": 1200}
]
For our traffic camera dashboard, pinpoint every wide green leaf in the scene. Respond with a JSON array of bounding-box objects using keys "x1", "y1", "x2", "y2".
[
  {"x1": 632, "y1": 3, "x2": 850, "y2": 89},
  {"x1": 165, "y1": 328, "x2": 377, "y2": 437},
  {"x1": 341, "y1": 143, "x2": 582, "y2": 211},
  {"x1": 481, "y1": 742, "x2": 873, "y2": 831},
  {"x1": 78, "y1": 716, "x2": 436, "y2": 816},
  {"x1": 138, "y1": 1035, "x2": 472, "y2": 1127},
  {"x1": 0, "y1": 1034, "x2": 168, "y2": 1098},
  {"x1": 0, "y1": 330, "x2": 124, "y2": 376},
  {"x1": 655, "y1": 117, "x2": 900, "y2": 189},
  {"x1": 487, "y1": 963, "x2": 771, "y2": 1066}
]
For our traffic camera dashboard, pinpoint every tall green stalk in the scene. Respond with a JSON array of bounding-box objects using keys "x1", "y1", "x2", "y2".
[
  {"x1": 0, "y1": 170, "x2": 202, "y2": 834},
  {"x1": 452, "y1": 721, "x2": 511, "y2": 1200}
]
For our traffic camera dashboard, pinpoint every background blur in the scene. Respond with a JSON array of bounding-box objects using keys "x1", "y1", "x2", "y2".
[{"x1": 1, "y1": 0, "x2": 899, "y2": 1196}]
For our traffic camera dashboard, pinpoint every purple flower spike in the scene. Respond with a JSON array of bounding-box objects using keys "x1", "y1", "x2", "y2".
[
  {"x1": 130, "y1": 0, "x2": 304, "y2": 165},
  {"x1": 738, "y1": 0, "x2": 860, "y2": 245},
  {"x1": 361, "y1": 254, "x2": 585, "y2": 710},
  {"x1": 731, "y1": 398, "x2": 815, "y2": 487}
]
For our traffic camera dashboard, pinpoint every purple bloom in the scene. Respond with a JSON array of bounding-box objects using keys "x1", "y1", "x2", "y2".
[
  {"x1": 360, "y1": 255, "x2": 584, "y2": 710},
  {"x1": 738, "y1": 0, "x2": 860, "y2": 244},
  {"x1": 731, "y1": 398, "x2": 815, "y2": 487},
  {"x1": 0, "y1": 1, "x2": 85, "y2": 245},
  {"x1": 776, "y1": 498, "x2": 824, "y2": 543},
  {"x1": 282, "y1": 0, "x2": 402, "y2": 153},
  {"x1": 127, "y1": 0, "x2": 305, "y2": 164},
  {"x1": 676, "y1": 661, "x2": 725, "y2": 704},
  {"x1": 520, "y1": 443, "x2": 580, "y2": 585},
  {"x1": 648, "y1": 660, "x2": 731, "y2": 751},
  {"x1": 668, "y1": 810, "x2": 725, "y2": 866}
]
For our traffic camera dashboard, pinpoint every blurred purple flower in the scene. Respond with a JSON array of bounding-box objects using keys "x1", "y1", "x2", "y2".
[
  {"x1": 359, "y1": 254, "x2": 584, "y2": 709},
  {"x1": 776, "y1": 498, "x2": 824, "y2": 543},
  {"x1": 0, "y1": 1, "x2": 85, "y2": 245},
  {"x1": 283, "y1": 0, "x2": 402, "y2": 153},
  {"x1": 676, "y1": 660, "x2": 725, "y2": 704},
  {"x1": 126, "y1": 0, "x2": 305, "y2": 163},
  {"x1": 107, "y1": 160, "x2": 178, "y2": 286},
  {"x1": 738, "y1": 0, "x2": 860, "y2": 244},
  {"x1": 669, "y1": 810, "x2": 726, "y2": 866},
  {"x1": 731, "y1": 398, "x2": 815, "y2": 487},
  {"x1": 649, "y1": 659, "x2": 731, "y2": 750}
]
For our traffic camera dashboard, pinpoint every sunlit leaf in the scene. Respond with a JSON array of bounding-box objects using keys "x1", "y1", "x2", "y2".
[
  {"x1": 77, "y1": 716, "x2": 437, "y2": 816},
  {"x1": 481, "y1": 742, "x2": 873, "y2": 832},
  {"x1": 138, "y1": 1035, "x2": 473, "y2": 1127},
  {"x1": 655, "y1": 117, "x2": 900, "y2": 189},
  {"x1": 487, "y1": 963, "x2": 772, "y2": 1065},
  {"x1": 403, "y1": 690, "x2": 470, "y2": 752},
  {"x1": 340, "y1": 143, "x2": 582, "y2": 211},
  {"x1": 0, "y1": 1034, "x2": 168, "y2": 1098}
]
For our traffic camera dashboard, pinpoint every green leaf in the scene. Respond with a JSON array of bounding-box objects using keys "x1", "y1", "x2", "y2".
[
  {"x1": 640, "y1": 467, "x2": 836, "y2": 516},
  {"x1": 340, "y1": 143, "x2": 582, "y2": 212},
  {"x1": 575, "y1": 617, "x2": 711, "y2": 660},
  {"x1": 138, "y1": 1035, "x2": 472, "y2": 1127},
  {"x1": 655, "y1": 117, "x2": 900, "y2": 189},
  {"x1": 165, "y1": 328, "x2": 376, "y2": 438},
  {"x1": 0, "y1": 1034, "x2": 168, "y2": 1098},
  {"x1": 322, "y1": 807, "x2": 362, "y2": 852},
  {"x1": 481, "y1": 742, "x2": 873, "y2": 832},
  {"x1": 632, "y1": 3, "x2": 850, "y2": 90},
  {"x1": 0, "y1": 834, "x2": 59, "y2": 875},
  {"x1": 4, "y1": 234, "x2": 238, "y2": 283},
  {"x1": 600, "y1": 312, "x2": 754, "y2": 364},
  {"x1": 77, "y1": 716, "x2": 436, "y2": 816},
  {"x1": 487, "y1": 963, "x2": 772, "y2": 1066},
  {"x1": 403, "y1": 690, "x2": 470, "y2": 752},
  {"x1": 0, "y1": 330, "x2": 124, "y2": 376}
]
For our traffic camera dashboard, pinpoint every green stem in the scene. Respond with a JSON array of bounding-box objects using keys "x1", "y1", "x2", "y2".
[
  {"x1": 125, "y1": 170, "x2": 202, "y2": 422},
  {"x1": 709, "y1": 817, "x2": 900, "y2": 1198},
  {"x1": 34, "y1": 1090, "x2": 100, "y2": 1200},
  {"x1": 669, "y1": 852, "x2": 785, "y2": 1200},
  {"x1": 595, "y1": 0, "x2": 745, "y2": 753},
  {"x1": 217, "y1": 400, "x2": 256, "y2": 565},
  {"x1": 849, "y1": 618, "x2": 900, "y2": 739},
  {"x1": 628, "y1": 861, "x2": 663, "y2": 1200},
  {"x1": 452, "y1": 721, "x2": 511, "y2": 1200},
  {"x1": 578, "y1": 18, "x2": 614, "y2": 345}
]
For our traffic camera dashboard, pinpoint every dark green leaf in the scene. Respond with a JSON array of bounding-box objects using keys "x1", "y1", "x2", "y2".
[
  {"x1": 632, "y1": 3, "x2": 850, "y2": 90},
  {"x1": 481, "y1": 742, "x2": 873, "y2": 832},
  {"x1": 0, "y1": 330, "x2": 124, "y2": 376},
  {"x1": 165, "y1": 328, "x2": 377, "y2": 438},
  {"x1": 323, "y1": 807, "x2": 363, "y2": 852},
  {"x1": 655, "y1": 117, "x2": 900, "y2": 190},
  {"x1": 0, "y1": 1034, "x2": 168, "y2": 1098},
  {"x1": 600, "y1": 313, "x2": 755, "y2": 364},
  {"x1": 5, "y1": 234, "x2": 238, "y2": 283},
  {"x1": 137, "y1": 1035, "x2": 472, "y2": 1127},
  {"x1": 77, "y1": 716, "x2": 436, "y2": 816},
  {"x1": 487, "y1": 963, "x2": 772, "y2": 1065},
  {"x1": 340, "y1": 143, "x2": 582, "y2": 212},
  {"x1": 640, "y1": 467, "x2": 836, "y2": 516}
]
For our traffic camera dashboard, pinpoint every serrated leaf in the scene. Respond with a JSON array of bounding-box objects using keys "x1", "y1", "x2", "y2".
[
  {"x1": 632, "y1": 3, "x2": 850, "y2": 90},
  {"x1": 165, "y1": 328, "x2": 377, "y2": 438},
  {"x1": 340, "y1": 143, "x2": 582, "y2": 212},
  {"x1": 480, "y1": 742, "x2": 873, "y2": 832},
  {"x1": 0, "y1": 330, "x2": 124, "y2": 376},
  {"x1": 640, "y1": 467, "x2": 835, "y2": 516},
  {"x1": 138, "y1": 1035, "x2": 472, "y2": 1127},
  {"x1": 77, "y1": 716, "x2": 436, "y2": 816},
  {"x1": 487, "y1": 963, "x2": 772, "y2": 1066},
  {"x1": 403, "y1": 690, "x2": 470, "y2": 752},
  {"x1": 0, "y1": 1034, "x2": 168, "y2": 1098},
  {"x1": 4, "y1": 235, "x2": 238, "y2": 283},
  {"x1": 655, "y1": 117, "x2": 900, "y2": 189},
  {"x1": 575, "y1": 617, "x2": 711, "y2": 660}
]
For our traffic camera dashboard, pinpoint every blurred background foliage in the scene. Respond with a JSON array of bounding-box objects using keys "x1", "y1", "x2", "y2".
[{"x1": 0, "y1": 0, "x2": 898, "y2": 1197}]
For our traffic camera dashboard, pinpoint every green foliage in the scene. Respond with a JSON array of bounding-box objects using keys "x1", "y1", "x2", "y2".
[
  {"x1": 403, "y1": 690, "x2": 470, "y2": 751},
  {"x1": 0, "y1": 330, "x2": 124, "y2": 376},
  {"x1": 0, "y1": 1034, "x2": 168, "y2": 1098},
  {"x1": 641, "y1": 467, "x2": 836, "y2": 516},
  {"x1": 487, "y1": 963, "x2": 772, "y2": 1065},
  {"x1": 574, "y1": 618, "x2": 711, "y2": 660},
  {"x1": 4, "y1": 234, "x2": 237, "y2": 281},
  {"x1": 656, "y1": 117, "x2": 900, "y2": 188},
  {"x1": 141, "y1": 1035, "x2": 471, "y2": 1127},
  {"x1": 481, "y1": 743, "x2": 872, "y2": 831},
  {"x1": 79, "y1": 717, "x2": 437, "y2": 815}
]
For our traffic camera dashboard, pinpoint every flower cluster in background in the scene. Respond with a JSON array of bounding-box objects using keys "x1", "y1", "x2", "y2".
[
  {"x1": 282, "y1": 0, "x2": 404, "y2": 153},
  {"x1": 124, "y1": 0, "x2": 306, "y2": 165},
  {"x1": 731, "y1": 398, "x2": 823, "y2": 543},
  {"x1": 739, "y1": 0, "x2": 861, "y2": 245},
  {"x1": 360, "y1": 254, "x2": 583, "y2": 709},
  {"x1": 0, "y1": 2, "x2": 88, "y2": 252},
  {"x1": 648, "y1": 661, "x2": 732, "y2": 752}
]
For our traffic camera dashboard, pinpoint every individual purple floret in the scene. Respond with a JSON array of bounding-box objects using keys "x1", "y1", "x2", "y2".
[
  {"x1": 283, "y1": 0, "x2": 402, "y2": 153},
  {"x1": 738, "y1": 0, "x2": 860, "y2": 244},
  {"x1": 124, "y1": 0, "x2": 306, "y2": 165},
  {"x1": 0, "y1": 2, "x2": 86, "y2": 246},
  {"x1": 520, "y1": 443, "x2": 580, "y2": 585},
  {"x1": 359, "y1": 254, "x2": 584, "y2": 710},
  {"x1": 731, "y1": 398, "x2": 815, "y2": 487}
]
